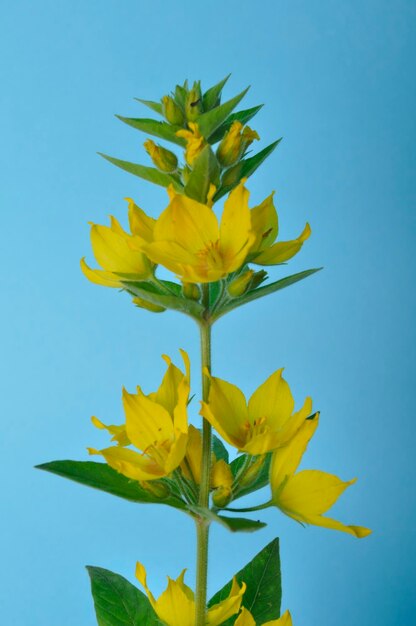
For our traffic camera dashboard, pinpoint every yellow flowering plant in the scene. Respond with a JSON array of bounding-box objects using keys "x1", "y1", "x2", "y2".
[{"x1": 37, "y1": 76, "x2": 371, "y2": 625}]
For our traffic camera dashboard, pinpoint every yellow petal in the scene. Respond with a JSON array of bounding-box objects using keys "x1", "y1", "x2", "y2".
[
  {"x1": 181, "y1": 425, "x2": 202, "y2": 483},
  {"x1": 94, "y1": 446, "x2": 164, "y2": 480},
  {"x1": 253, "y1": 223, "x2": 311, "y2": 265},
  {"x1": 154, "y1": 357, "x2": 184, "y2": 414},
  {"x1": 164, "y1": 431, "x2": 188, "y2": 474},
  {"x1": 248, "y1": 368, "x2": 295, "y2": 432},
  {"x1": 211, "y1": 459, "x2": 233, "y2": 489},
  {"x1": 250, "y1": 192, "x2": 278, "y2": 252},
  {"x1": 270, "y1": 416, "x2": 319, "y2": 491},
  {"x1": 91, "y1": 416, "x2": 130, "y2": 446},
  {"x1": 155, "y1": 575, "x2": 195, "y2": 626},
  {"x1": 234, "y1": 607, "x2": 256, "y2": 626},
  {"x1": 264, "y1": 610, "x2": 293, "y2": 625},
  {"x1": 122, "y1": 388, "x2": 174, "y2": 452},
  {"x1": 126, "y1": 197, "x2": 156, "y2": 241},
  {"x1": 219, "y1": 182, "x2": 252, "y2": 259},
  {"x1": 207, "y1": 579, "x2": 246, "y2": 626},
  {"x1": 200, "y1": 376, "x2": 249, "y2": 450},
  {"x1": 80, "y1": 258, "x2": 122, "y2": 287},
  {"x1": 90, "y1": 223, "x2": 148, "y2": 274}
]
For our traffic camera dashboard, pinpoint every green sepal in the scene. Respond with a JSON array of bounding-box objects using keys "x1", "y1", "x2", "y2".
[
  {"x1": 208, "y1": 538, "x2": 282, "y2": 624},
  {"x1": 208, "y1": 104, "x2": 264, "y2": 144},
  {"x1": 212, "y1": 435, "x2": 229, "y2": 464},
  {"x1": 134, "y1": 98, "x2": 163, "y2": 116},
  {"x1": 87, "y1": 566, "x2": 162, "y2": 626},
  {"x1": 214, "y1": 139, "x2": 282, "y2": 200},
  {"x1": 189, "y1": 505, "x2": 266, "y2": 532},
  {"x1": 231, "y1": 452, "x2": 271, "y2": 501},
  {"x1": 98, "y1": 153, "x2": 183, "y2": 190},
  {"x1": 197, "y1": 87, "x2": 249, "y2": 140},
  {"x1": 202, "y1": 74, "x2": 231, "y2": 110},
  {"x1": 35, "y1": 460, "x2": 187, "y2": 510},
  {"x1": 174, "y1": 83, "x2": 188, "y2": 109},
  {"x1": 213, "y1": 268, "x2": 322, "y2": 320},
  {"x1": 115, "y1": 115, "x2": 186, "y2": 146},
  {"x1": 124, "y1": 280, "x2": 204, "y2": 319},
  {"x1": 184, "y1": 145, "x2": 220, "y2": 203}
]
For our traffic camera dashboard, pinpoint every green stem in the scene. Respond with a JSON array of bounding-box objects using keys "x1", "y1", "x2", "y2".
[
  {"x1": 195, "y1": 286, "x2": 212, "y2": 626},
  {"x1": 221, "y1": 500, "x2": 273, "y2": 513}
]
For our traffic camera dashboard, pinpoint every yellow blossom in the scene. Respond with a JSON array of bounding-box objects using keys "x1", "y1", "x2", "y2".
[
  {"x1": 81, "y1": 204, "x2": 154, "y2": 287},
  {"x1": 181, "y1": 425, "x2": 233, "y2": 493},
  {"x1": 200, "y1": 368, "x2": 312, "y2": 455},
  {"x1": 88, "y1": 351, "x2": 190, "y2": 481},
  {"x1": 270, "y1": 415, "x2": 372, "y2": 538},
  {"x1": 249, "y1": 191, "x2": 310, "y2": 265},
  {"x1": 176, "y1": 122, "x2": 206, "y2": 166},
  {"x1": 136, "y1": 181, "x2": 255, "y2": 283},
  {"x1": 217, "y1": 121, "x2": 260, "y2": 167},
  {"x1": 135, "y1": 562, "x2": 246, "y2": 626},
  {"x1": 235, "y1": 607, "x2": 293, "y2": 626}
]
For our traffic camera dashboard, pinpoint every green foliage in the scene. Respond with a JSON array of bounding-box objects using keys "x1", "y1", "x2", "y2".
[
  {"x1": 231, "y1": 453, "x2": 272, "y2": 501},
  {"x1": 184, "y1": 145, "x2": 220, "y2": 203},
  {"x1": 134, "y1": 98, "x2": 164, "y2": 116},
  {"x1": 202, "y1": 74, "x2": 231, "y2": 110},
  {"x1": 212, "y1": 435, "x2": 229, "y2": 464},
  {"x1": 115, "y1": 116, "x2": 186, "y2": 146},
  {"x1": 124, "y1": 280, "x2": 204, "y2": 318},
  {"x1": 36, "y1": 461, "x2": 187, "y2": 510},
  {"x1": 189, "y1": 505, "x2": 266, "y2": 533},
  {"x1": 87, "y1": 566, "x2": 162, "y2": 626},
  {"x1": 208, "y1": 105, "x2": 264, "y2": 144},
  {"x1": 98, "y1": 153, "x2": 183, "y2": 190},
  {"x1": 197, "y1": 88, "x2": 249, "y2": 140},
  {"x1": 209, "y1": 538, "x2": 282, "y2": 625}
]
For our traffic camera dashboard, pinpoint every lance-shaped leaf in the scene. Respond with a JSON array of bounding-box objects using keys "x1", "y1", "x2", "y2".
[
  {"x1": 115, "y1": 116, "x2": 186, "y2": 146},
  {"x1": 87, "y1": 566, "x2": 162, "y2": 626},
  {"x1": 230, "y1": 453, "x2": 272, "y2": 501},
  {"x1": 197, "y1": 87, "x2": 249, "y2": 140},
  {"x1": 209, "y1": 105, "x2": 264, "y2": 144},
  {"x1": 98, "y1": 153, "x2": 183, "y2": 191},
  {"x1": 209, "y1": 538, "x2": 282, "y2": 625},
  {"x1": 36, "y1": 460, "x2": 187, "y2": 510},
  {"x1": 213, "y1": 269, "x2": 322, "y2": 320},
  {"x1": 134, "y1": 98, "x2": 163, "y2": 116},
  {"x1": 184, "y1": 145, "x2": 220, "y2": 203},
  {"x1": 214, "y1": 139, "x2": 282, "y2": 200},
  {"x1": 213, "y1": 434, "x2": 229, "y2": 464},
  {"x1": 202, "y1": 73, "x2": 231, "y2": 110},
  {"x1": 124, "y1": 280, "x2": 204, "y2": 319},
  {"x1": 188, "y1": 505, "x2": 266, "y2": 533}
]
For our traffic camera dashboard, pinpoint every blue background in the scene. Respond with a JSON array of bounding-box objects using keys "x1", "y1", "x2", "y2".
[{"x1": 1, "y1": 1, "x2": 415, "y2": 624}]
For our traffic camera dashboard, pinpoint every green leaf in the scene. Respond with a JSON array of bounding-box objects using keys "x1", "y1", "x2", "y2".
[
  {"x1": 208, "y1": 105, "x2": 264, "y2": 144},
  {"x1": 184, "y1": 145, "x2": 220, "y2": 203},
  {"x1": 98, "y1": 153, "x2": 183, "y2": 190},
  {"x1": 124, "y1": 281, "x2": 204, "y2": 319},
  {"x1": 134, "y1": 98, "x2": 163, "y2": 116},
  {"x1": 197, "y1": 87, "x2": 249, "y2": 140},
  {"x1": 36, "y1": 460, "x2": 187, "y2": 510},
  {"x1": 202, "y1": 74, "x2": 231, "y2": 110},
  {"x1": 208, "y1": 538, "x2": 282, "y2": 624},
  {"x1": 174, "y1": 83, "x2": 187, "y2": 109},
  {"x1": 213, "y1": 269, "x2": 322, "y2": 320},
  {"x1": 87, "y1": 566, "x2": 162, "y2": 626},
  {"x1": 189, "y1": 505, "x2": 266, "y2": 533},
  {"x1": 212, "y1": 435, "x2": 229, "y2": 464},
  {"x1": 231, "y1": 453, "x2": 271, "y2": 501},
  {"x1": 115, "y1": 116, "x2": 186, "y2": 146},
  {"x1": 214, "y1": 139, "x2": 282, "y2": 201}
]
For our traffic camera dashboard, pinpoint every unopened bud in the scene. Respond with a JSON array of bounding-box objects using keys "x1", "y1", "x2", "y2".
[
  {"x1": 140, "y1": 480, "x2": 171, "y2": 499},
  {"x1": 212, "y1": 486, "x2": 233, "y2": 508},
  {"x1": 133, "y1": 297, "x2": 166, "y2": 313},
  {"x1": 238, "y1": 455, "x2": 266, "y2": 488},
  {"x1": 182, "y1": 282, "x2": 201, "y2": 301},
  {"x1": 185, "y1": 81, "x2": 203, "y2": 121},
  {"x1": 227, "y1": 270, "x2": 254, "y2": 297},
  {"x1": 249, "y1": 270, "x2": 268, "y2": 290},
  {"x1": 144, "y1": 140, "x2": 178, "y2": 173},
  {"x1": 162, "y1": 95, "x2": 185, "y2": 126},
  {"x1": 217, "y1": 122, "x2": 259, "y2": 168}
]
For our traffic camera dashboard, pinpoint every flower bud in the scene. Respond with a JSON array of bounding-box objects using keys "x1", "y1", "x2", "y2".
[
  {"x1": 212, "y1": 486, "x2": 233, "y2": 508},
  {"x1": 144, "y1": 140, "x2": 178, "y2": 173},
  {"x1": 185, "y1": 81, "x2": 203, "y2": 121},
  {"x1": 140, "y1": 480, "x2": 171, "y2": 500},
  {"x1": 176, "y1": 123, "x2": 206, "y2": 167},
  {"x1": 227, "y1": 270, "x2": 254, "y2": 297},
  {"x1": 133, "y1": 297, "x2": 166, "y2": 313},
  {"x1": 162, "y1": 95, "x2": 185, "y2": 126},
  {"x1": 217, "y1": 122, "x2": 259, "y2": 167},
  {"x1": 182, "y1": 282, "x2": 201, "y2": 301},
  {"x1": 220, "y1": 162, "x2": 242, "y2": 188},
  {"x1": 238, "y1": 455, "x2": 266, "y2": 488}
]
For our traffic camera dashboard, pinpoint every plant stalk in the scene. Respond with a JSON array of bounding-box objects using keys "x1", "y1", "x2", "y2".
[{"x1": 195, "y1": 286, "x2": 212, "y2": 626}]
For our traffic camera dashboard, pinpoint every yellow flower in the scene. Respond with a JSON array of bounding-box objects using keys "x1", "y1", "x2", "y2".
[
  {"x1": 135, "y1": 562, "x2": 246, "y2": 626},
  {"x1": 217, "y1": 121, "x2": 260, "y2": 167},
  {"x1": 176, "y1": 122, "x2": 206, "y2": 166},
  {"x1": 181, "y1": 425, "x2": 233, "y2": 489},
  {"x1": 81, "y1": 203, "x2": 155, "y2": 287},
  {"x1": 270, "y1": 415, "x2": 372, "y2": 538},
  {"x1": 137, "y1": 182, "x2": 255, "y2": 283},
  {"x1": 200, "y1": 368, "x2": 312, "y2": 455},
  {"x1": 235, "y1": 607, "x2": 293, "y2": 626},
  {"x1": 88, "y1": 351, "x2": 190, "y2": 481},
  {"x1": 249, "y1": 191, "x2": 310, "y2": 265}
]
